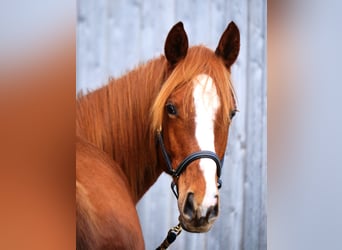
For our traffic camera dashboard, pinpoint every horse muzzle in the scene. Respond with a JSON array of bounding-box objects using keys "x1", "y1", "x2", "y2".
[{"x1": 178, "y1": 192, "x2": 219, "y2": 233}]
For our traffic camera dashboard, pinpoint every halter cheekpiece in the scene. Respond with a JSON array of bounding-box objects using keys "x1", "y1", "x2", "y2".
[{"x1": 156, "y1": 130, "x2": 223, "y2": 198}]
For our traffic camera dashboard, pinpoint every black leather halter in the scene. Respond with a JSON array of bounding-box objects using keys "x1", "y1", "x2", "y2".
[{"x1": 156, "y1": 130, "x2": 224, "y2": 198}]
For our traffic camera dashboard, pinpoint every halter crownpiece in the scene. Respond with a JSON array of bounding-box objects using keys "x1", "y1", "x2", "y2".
[{"x1": 156, "y1": 130, "x2": 224, "y2": 198}]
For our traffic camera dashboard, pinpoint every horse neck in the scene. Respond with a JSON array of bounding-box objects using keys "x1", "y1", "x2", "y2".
[{"x1": 76, "y1": 56, "x2": 168, "y2": 203}]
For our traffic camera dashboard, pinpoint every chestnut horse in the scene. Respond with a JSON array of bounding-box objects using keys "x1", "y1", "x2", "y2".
[{"x1": 76, "y1": 21, "x2": 240, "y2": 249}]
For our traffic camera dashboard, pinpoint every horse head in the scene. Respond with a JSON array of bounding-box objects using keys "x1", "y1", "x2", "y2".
[{"x1": 152, "y1": 21, "x2": 240, "y2": 233}]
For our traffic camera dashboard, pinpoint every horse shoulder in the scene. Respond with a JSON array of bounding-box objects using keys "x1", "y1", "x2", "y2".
[{"x1": 76, "y1": 137, "x2": 144, "y2": 250}]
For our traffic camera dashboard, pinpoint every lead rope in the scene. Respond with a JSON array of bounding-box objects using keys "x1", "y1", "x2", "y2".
[{"x1": 155, "y1": 223, "x2": 182, "y2": 250}]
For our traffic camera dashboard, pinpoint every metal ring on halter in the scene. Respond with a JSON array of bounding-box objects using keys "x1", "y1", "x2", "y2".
[{"x1": 171, "y1": 181, "x2": 178, "y2": 199}]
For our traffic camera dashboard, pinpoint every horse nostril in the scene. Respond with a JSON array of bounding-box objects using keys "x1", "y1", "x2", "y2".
[
  {"x1": 183, "y1": 192, "x2": 195, "y2": 219},
  {"x1": 207, "y1": 203, "x2": 219, "y2": 220}
]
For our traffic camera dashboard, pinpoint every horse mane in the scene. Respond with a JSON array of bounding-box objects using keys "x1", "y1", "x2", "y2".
[
  {"x1": 77, "y1": 55, "x2": 168, "y2": 201},
  {"x1": 76, "y1": 45, "x2": 236, "y2": 202}
]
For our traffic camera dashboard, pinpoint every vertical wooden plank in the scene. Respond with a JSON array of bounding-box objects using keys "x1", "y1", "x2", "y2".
[
  {"x1": 243, "y1": 0, "x2": 267, "y2": 249},
  {"x1": 106, "y1": 0, "x2": 124, "y2": 78},
  {"x1": 174, "y1": 0, "x2": 195, "y2": 40},
  {"x1": 77, "y1": 0, "x2": 108, "y2": 93},
  {"x1": 209, "y1": 0, "x2": 227, "y2": 49},
  {"x1": 76, "y1": 0, "x2": 87, "y2": 93},
  {"x1": 139, "y1": 0, "x2": 175, "y2": 62},
  {"x1": 192, "y1": 0, "x2": 211, "y2": 45},
  {"x1": 107, "y1": 0, "x2": 141, "y2": 78}
]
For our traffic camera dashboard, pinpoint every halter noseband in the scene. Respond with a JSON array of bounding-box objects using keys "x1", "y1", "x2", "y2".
[{"x1": 156, "y1": 130, "x2": 224, "y2": 198}]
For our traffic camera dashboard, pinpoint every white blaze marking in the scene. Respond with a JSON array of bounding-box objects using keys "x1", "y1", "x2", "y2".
[{"x1": 193, "y1": 74, "x2": 220, "y2": 215}]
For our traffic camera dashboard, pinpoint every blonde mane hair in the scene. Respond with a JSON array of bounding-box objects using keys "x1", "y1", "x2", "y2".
[{"x1": 151, "y1": 46, "x2": 236, "y2": 133}]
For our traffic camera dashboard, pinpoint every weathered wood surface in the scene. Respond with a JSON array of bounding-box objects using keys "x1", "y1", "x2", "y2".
[{"x1": 77, "y1": 0, "x2": 266, "y2": 249}]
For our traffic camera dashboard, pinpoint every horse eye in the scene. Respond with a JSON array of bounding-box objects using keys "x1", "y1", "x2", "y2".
[
  {"x1": 230, "y1": 110, "x2": 237, "y2": 119},
  {"x1": 166, "y1": 103, "x2": 177, "y2": 116}
]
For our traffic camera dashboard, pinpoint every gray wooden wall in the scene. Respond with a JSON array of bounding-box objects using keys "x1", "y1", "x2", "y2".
[{"x1": 77, "y1": 0, "x2": 266, "y2": 249}]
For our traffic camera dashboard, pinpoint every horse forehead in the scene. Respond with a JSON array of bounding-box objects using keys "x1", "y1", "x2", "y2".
[{"x1": 192, "y1": 74, "x2": 220, "y2": 112}]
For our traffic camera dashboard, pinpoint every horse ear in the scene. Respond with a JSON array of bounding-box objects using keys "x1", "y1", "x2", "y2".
[
  {"x1": 164, "y1": 22, "x2": 189, "y2": 66},
  {"x1": 215, "y1": 21, "x2": 240, "y2": 69}
]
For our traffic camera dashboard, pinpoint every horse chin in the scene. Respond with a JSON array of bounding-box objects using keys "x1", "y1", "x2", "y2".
[{"x1": 178, "y1": 215, "x2": 214, "y2": 233}]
